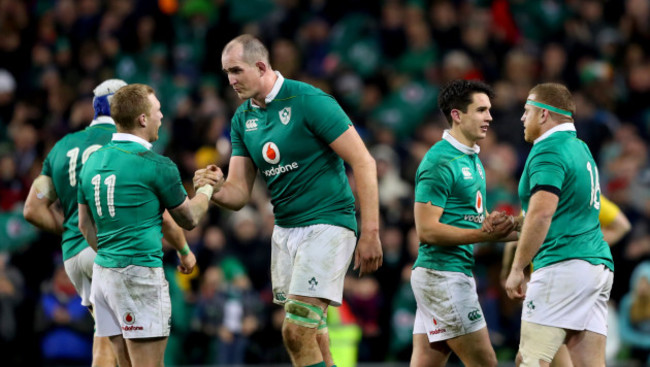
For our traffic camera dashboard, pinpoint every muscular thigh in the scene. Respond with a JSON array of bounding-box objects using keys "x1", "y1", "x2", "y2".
[
  {"x1": 272, "y1": 224, "x2": 356, "y2": 307},
  {"x1": 411, "y1": 267, "x2": 487, "y2": 342},
  {"x1": 524, "y1": 260, "x2": 612, "y2": 335}
]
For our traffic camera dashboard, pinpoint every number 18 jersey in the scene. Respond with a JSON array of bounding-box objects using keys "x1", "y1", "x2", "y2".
[
  {"x1": 42, "y1": 119, "x2": 116, "y2": 260},
  {"x1": 519, "y1": 124, "x2": 613, "y2": 271}
]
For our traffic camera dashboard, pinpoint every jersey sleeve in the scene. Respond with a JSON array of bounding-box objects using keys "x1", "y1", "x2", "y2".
[
  {"x1": 154, "y1": 160, "x2": 188, "y2": 209},
  {"x1": 230, "y1": 113, "x2": 250, "y2": 158},
  {"x1": 414, "y1": 159, "x2": 453, "y2": 208},
  {"x1": 41, "y1": 147, "x2": 55, "y2": 177},
  {"x1": 303, "y1": 94, "x2": 353, "y2": 144},
  {"x1": 527, "y1": 149, "x2": 565, "y2": 191},
  {"x1": 599, "y1": 195, "x2": 620, "y2": 227}
]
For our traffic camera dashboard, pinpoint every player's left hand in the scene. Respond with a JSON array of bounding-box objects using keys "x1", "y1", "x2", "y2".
[
  {"x1": 354, "y1": 231, "x2": 383, "y2": 276},
  {"x1": 505, "y1": 268, "x2": 526, "y2": 300},
  {"x1": 177, "y1": 250, "x2": 196, "y2": 274},
  {"x1": 482, "y1": 211, "x2": 509, "y2": 233}
]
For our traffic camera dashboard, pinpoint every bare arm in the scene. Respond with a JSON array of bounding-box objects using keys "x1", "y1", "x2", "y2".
[
  {"x1": 23, "y1": 175, "x2": 64, "y2": 235},
  {"x1": 414, "y1": 202, "x2": 515, "y2": 245},
  {"x1": 77, "y1": 203, "x2": 98, "y2": 251},
  {"x1": 602, "y1": 211, "x2": 632, "y2": 246},
  {"x1": 168, "y1": 194, "x2": 211, "y2": 230},
  {"x1": 194, "y1": 156, "x2": 256, "y2": 211},
  {"x1": 161, "y1": 210, "x2": 196, "y2": 274},
  {"x1": 506, "y1": 190, "x2": 558, "y2": 299},
  {"x1": 501, "y1": 241, "x2": 518, "y2": 286},
  {"x1": 330, "y1": 127, "x2": 382, "y2": 276}
]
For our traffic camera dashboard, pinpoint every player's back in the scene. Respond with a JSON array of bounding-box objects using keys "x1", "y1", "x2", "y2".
[
  {"x1": 77, "y1": 139, "x2": 186, "y2": 268},
  {"x1": 521, "y1": 130, "x2": 613, "y2": 270},
  {"x1": 42, "y1": 121, "x2": 116, "y2": 259}
]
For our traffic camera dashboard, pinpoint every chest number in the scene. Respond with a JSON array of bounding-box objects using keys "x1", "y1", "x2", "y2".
[
  {"x1": 65, "y1": 145, "x2": 102, "y2": 186},
  {"x1": 91, "y1": 174, "x2": 116, "y2": 217},
  {"x1": 586, "y1": 162, "x2": 601, "y2": 210}
]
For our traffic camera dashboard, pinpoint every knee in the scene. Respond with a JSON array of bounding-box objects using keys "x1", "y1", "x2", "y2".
[
  {"x1": 282, "y1": 298, "x2": 323, "y2": 350},
  {"x1": 282, "y1": 322, "x2": 309, "y2": 353},
  {"x1": 515, "y1": 352, "x2": 523, "y2": 367},
  {"x1": 480, "y1": 350, "x2": 498, "y2": 367}
]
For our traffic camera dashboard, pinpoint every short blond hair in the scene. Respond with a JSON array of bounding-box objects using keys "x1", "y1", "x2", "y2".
[
  {"x1": 529, "y1": 83, "x2": 575, "y2": 122},
  {"x1": 223, "y1": 34, "x2": 271, "y2": 67},
  {"x1": 110, "y1": 84, "x2": 154, "y2": 131}
]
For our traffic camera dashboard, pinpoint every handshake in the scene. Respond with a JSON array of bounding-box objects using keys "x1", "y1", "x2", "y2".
[
  {"x1": 193, "y1": 164, "x2": 225, "y2": 198},
  {"x1": 481, "y1": 211, "x2": 521, "y2": 239}
]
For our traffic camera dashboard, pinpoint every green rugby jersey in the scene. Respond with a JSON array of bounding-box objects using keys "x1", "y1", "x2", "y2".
[
  {"x1": 41, "y1": 118, "x2": 116, "y2": 260},
  {"x1": 78, "y1": 134, "x2": 187, "y2": 268},
  {"x1": 230, "y1": 73, "x2": 357, "y2": 232},
  {"x1": 413, "y1": 131, "x2": 487, "y2": 277},
  {"x1": 519, "y1": 124, "x2": 613, "y2": 271}
]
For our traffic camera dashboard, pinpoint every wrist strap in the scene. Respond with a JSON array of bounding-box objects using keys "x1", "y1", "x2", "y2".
[
  {"x1": 178, "y1": 244, "x2": 190, "y2": 256},
  {"x1": 196, "y1": 185, "x2": 214, "y2": 199}
]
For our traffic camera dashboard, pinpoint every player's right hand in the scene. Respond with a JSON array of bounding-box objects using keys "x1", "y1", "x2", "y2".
[
  {"x1": 505, "y1": 268, "x2": 526, "y2": 300},
  {"x1": 354, "y1": 231, "x2": 383, "y2": 276},
  {"x1": 482, "y1": 211, "x2": 508, "y2": 233},
  {"x1": 193, "y1": 165, "x2": 225, "y2": 193},
  {"x1": 177, "y1": 250, "x2": 196, "y2": 274}
]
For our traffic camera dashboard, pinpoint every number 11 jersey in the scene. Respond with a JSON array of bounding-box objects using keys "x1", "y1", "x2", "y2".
[{"x1": 78, "y1": 135, "x2": 187, "y2": 268}]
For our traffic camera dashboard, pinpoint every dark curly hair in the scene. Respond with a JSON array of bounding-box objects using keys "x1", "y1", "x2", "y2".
[{"x1": 438, "y1": 80, "x2": 494, "y2": 126}]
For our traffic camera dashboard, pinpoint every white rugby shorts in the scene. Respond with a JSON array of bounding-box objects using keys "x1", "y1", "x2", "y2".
[
  {"x1": 63, "y1": 246, "x2": 95, "y2": 307},
  {"x1": 271, "y1": 224, "x2": 356, "y2": 306},
  {"x1": 411, "y1": 267, "x2": 487, "y2": 342},
  {"x1": 90, "y1": 264, "x2": 171, "y2": 338},
  {"x1": 522, "y1": 259, "x2": 613, "y2": 335}
]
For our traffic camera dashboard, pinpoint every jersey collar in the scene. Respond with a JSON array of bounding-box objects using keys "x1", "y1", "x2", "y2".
[
  {"x1": 251, "y1": 71, "x2": 285, "y2": 108},
  {"x1": 112, "y1": 133, "x2": 152, "y2": 150},
  {"x1": 534, "y1": 123, "x2": 576, "y2": 145},
  {"x1": 89, "y1": 116, "x2": 116, "y2": 126},
  {"x1": 443, "y1": 130, "x2": 480, "y2": 155}
]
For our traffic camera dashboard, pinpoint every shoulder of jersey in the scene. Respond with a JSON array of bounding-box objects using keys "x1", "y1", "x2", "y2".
[{"x1": 137, "y1": 149, "x2": 176, "y2": 166}]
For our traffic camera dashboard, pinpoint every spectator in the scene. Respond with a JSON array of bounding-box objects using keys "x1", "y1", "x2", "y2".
[{"x1": 619, "y1": 261, "x2": 650, "y2": 365}]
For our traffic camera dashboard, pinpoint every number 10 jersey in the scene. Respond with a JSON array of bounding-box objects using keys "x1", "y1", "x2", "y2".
[{"x1": 42, "y1": 120, "x2": 116, "y2": 260}]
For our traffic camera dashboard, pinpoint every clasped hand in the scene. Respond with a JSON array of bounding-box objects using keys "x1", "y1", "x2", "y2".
[{"x1": 193, "y1": 164, "x2": 225, "y2": 194}]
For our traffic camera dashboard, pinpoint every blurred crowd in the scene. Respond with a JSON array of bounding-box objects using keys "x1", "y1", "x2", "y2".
[{"x1": 1, "y1": 0, "x2": 650, "y2": 365}]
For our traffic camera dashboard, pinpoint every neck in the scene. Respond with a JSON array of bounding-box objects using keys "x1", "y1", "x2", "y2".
[
  {"x1": 449, "y1": 128, "x2": 476, "y2": 147},
  {"x1": 252, "y1": 70, "x2": 278, "y2": 108},
  {"x1": 117, "y1": 129, "x2": 151, "y2": 143}
]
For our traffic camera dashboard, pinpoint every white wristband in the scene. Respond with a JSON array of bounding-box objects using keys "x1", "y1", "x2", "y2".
[{"x1": 196, "y1": 185, "x2": 214, "y2": 199}]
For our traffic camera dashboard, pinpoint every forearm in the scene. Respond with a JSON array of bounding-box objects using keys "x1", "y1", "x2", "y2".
[
  {"x1": 211, "y1": 181, "x2": 250, "y2": 211},
  {"x1": 418, "y1": 221, "x2": 491, "y2": 246},
  {"x1": 511, "y1": 212, "x2": 551, "y2": 270},
  {"x1": 161, "y1": 210, "x2": 187, "y2": 251},
  {"x1": 602, "y1": 214, "x2": 632, "y2": 246},
  {"x1": 502, "y1": 241, "x2": 517, "y2": 279},
  {"x1": 352, "y1": 157, "x2": 380, "y2": 235},
  {"x1": 79, "y1": 221, "x2": 98, "y2": 252},
  {"x1": 173, "y1": 194, "x2": 211, "y2": 230},
  {"x1": 25, "y1": 206, "x2": 64, "y2": 235}
]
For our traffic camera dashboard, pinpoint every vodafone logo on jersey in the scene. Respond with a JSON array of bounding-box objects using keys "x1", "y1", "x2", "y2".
[
  {"x1": 475, "y1": 191, "x2": 484, "y2": 213},
  {"x1": 262, "y1": 142, "x2": 281, "y2": 164}
]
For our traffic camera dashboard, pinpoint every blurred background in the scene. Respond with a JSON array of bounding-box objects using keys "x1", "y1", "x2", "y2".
[{"x1": 0, "y1": 0, "x2": 649, "y2": 366}]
